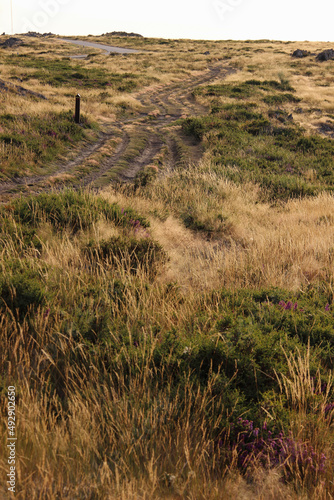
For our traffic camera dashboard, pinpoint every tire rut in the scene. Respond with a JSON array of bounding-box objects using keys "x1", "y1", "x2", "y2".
[
  {"x1": 0, "y1": 131, "x2": 113, "y2": 195},
  {"x1": 120, "y1": 133, "x2": 164, "y2": 180},
  {"x1": 0, "y1": 64, "x2": 235, "y2": 198},
  {"x1": 80, "y1": 132, "x2": 130, "y2": 187}
]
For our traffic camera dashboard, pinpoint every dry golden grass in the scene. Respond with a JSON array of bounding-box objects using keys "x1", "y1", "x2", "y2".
[
  {"x1": 101, "y1": 162, "x2": 334, "y2": 293},
  {"x1": 207, "y1": 40, "x2": 334, "y2": 135}
]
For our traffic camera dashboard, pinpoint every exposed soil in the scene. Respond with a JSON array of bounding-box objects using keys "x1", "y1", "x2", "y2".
[{"x1": 0, "y1": 63, "x2": 235, "y2": 198}]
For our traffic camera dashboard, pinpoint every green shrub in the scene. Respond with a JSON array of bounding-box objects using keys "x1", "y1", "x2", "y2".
[
  {"x1": 0, "y1": 265, "x2": 45, "y2": 318},
  {"x1": 83, "y1": 235, "x2": 167, "y2": 277},
  {"x1": 263, "y1": 93, "x2": 301, "y2": 105},
  {"x1": 134, "y1": 165, "x2": 159, "y2": 188},
  {"x1": 151, "y1": 286, "x2": 334, "y2": 417},
  {"x1": 0, "y1": 213, "x2": 42, "y2": 251}
]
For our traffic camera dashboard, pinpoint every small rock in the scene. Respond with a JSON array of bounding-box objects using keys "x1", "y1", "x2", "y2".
[
  {"x1": 0, "y1": 37, "x2": 24, "y2": 48},
  {"x1": 316, "y1": 49, "x2": 334, "y2": 61},
  {"x1": 318, "y1": 121, "x2": 334, "y2": 136},
  {"x1": 103, "y1": 31, "x2": 143, "y2": 38},
  {"x1": 292, "y1": 49, "x2": 309, "y2": 58},
  {"x1": 25, "y1": 31, "x2": 40, "y2": 37}
]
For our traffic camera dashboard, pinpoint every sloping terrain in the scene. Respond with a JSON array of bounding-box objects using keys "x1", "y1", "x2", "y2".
[
  {"x1": 0, "y1": 35, "x2": 334, "y2": 500},
  {"x1": 0, "y1": 62, "x2": 233, "y2": 196}
]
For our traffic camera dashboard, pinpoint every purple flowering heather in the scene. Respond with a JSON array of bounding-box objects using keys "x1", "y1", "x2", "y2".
[
  {"x1": 229, "y1": 418, "x2": 328, "y2": 479},
  {"x1": 324, "y1": 402, "x2": 334, "y2": 414},
  {"x1": 279, "y1": 300, "x2": 298, "y2": 311}
]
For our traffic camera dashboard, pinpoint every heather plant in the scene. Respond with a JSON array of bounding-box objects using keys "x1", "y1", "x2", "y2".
[{"x1": 230, "y1": 418, "x2": 328, "y2": 487}]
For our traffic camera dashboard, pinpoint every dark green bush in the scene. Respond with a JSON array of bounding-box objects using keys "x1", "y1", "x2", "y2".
[
  {"x1": 0, "y1": 266, "x2": 45, "y2": 318},
  {"x1": 0, "y1": 213, "x2": 42, "y2": 251},
  {"x1": 83, "y1": 235, "x2": 167, "y2": 277},
  {"x1": 4, "y1": 55, "x2": 141, "y2": 91},
  {"x1": 151, "y1": 286, "x2": 334, "y2": 413},
  {"x1": 263, "y1": 93, "x2": 301, "y2": 105},
  {"x1": 134, "y1": 165, "x2": 159, "y2": 188}
]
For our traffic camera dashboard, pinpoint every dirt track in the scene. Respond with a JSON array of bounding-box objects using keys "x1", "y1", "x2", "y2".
[
  {"x1": 0, "y1": 63, "x2": 235, "y2": 198},
  {"x1": 59, "y1": 38, "x2": 141, "y2": 54}
]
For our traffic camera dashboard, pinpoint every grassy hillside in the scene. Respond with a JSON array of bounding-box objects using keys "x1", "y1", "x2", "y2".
[{"x1": 0, "y1": 35, "x2": 333, "y2": 499}]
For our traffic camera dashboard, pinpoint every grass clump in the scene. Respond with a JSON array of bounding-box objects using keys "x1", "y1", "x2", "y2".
[{"x1": 83, "y1": 235, "x2": 167, "y2": 278}]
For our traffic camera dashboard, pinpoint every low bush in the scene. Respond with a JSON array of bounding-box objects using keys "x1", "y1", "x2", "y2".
[
  {"x1": 83, "y1": 235, "x2": 167, "y2": 277},
  {"x1": 4, "y1": 55, "x2": 141, "y2": 91},
  {"x1": 0, "y1": 263, "x2": 46, "y2": 318}
]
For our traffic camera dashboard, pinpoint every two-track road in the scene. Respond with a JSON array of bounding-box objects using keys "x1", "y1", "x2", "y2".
[{"x1": 0, "y1": 38, "x2": 234, "y2": 198}]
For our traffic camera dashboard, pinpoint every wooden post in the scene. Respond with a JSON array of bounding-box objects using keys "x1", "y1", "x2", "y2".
[{"x1": 75, "y1": 94, "x2": 81, "y2": 123}]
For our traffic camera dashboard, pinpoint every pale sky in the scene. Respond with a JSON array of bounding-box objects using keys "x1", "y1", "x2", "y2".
[{"x1": 0, "y1": 0, "x2": 333, "y2": 41}]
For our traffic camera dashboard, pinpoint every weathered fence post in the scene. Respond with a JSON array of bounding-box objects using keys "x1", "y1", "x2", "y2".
[{"x1": 75, "y1": 94, "x2": 81, "y2": 124}]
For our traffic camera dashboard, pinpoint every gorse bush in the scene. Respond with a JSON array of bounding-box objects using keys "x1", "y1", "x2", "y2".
[
  {"x1": 0, "y1": 263, "x2": 45, "y2": 318},
  {"x1": 151, "y1": 287, "x2": 334, "y2": 412}
]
